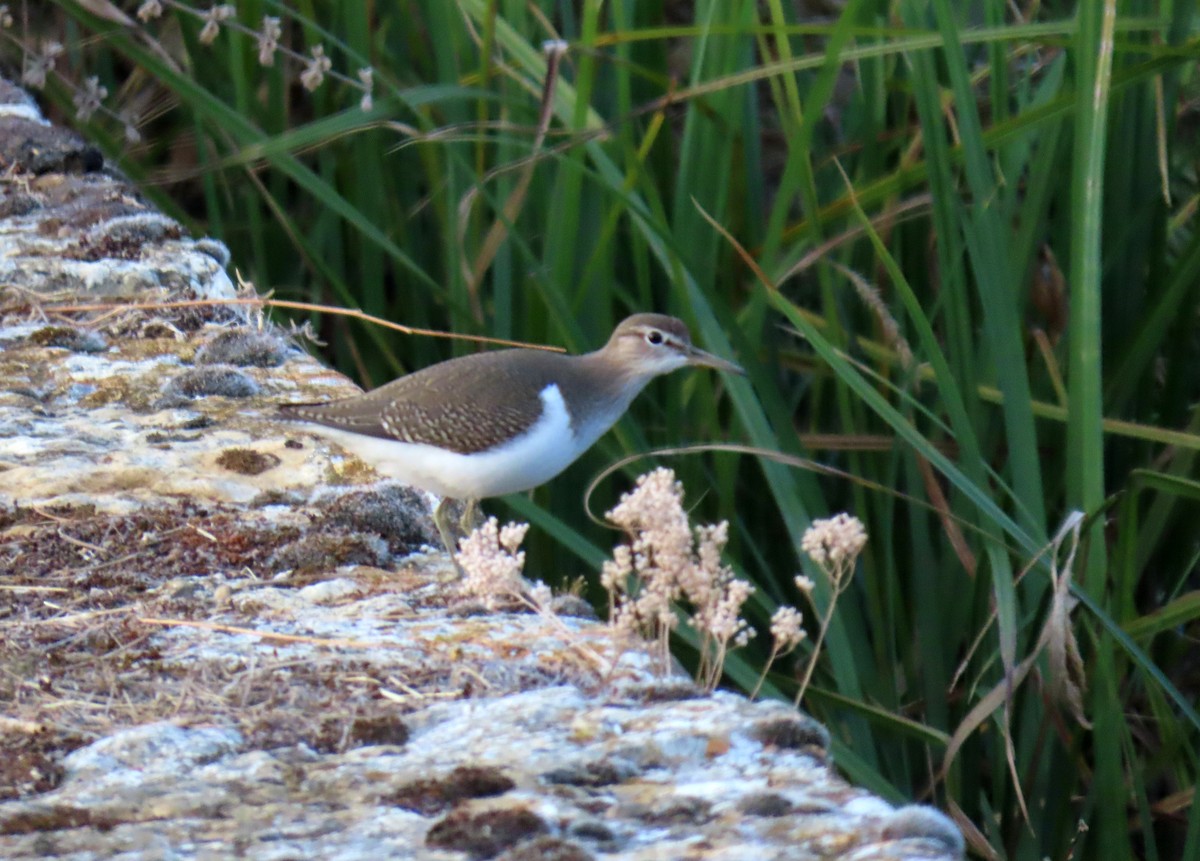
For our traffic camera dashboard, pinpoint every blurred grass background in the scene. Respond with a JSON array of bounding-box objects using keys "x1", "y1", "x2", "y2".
[{"x1": 11, "y1": 1, "x2": 1200, "y2": 857}]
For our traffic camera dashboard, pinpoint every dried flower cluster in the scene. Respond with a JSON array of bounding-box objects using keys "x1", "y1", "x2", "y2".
[
  {"x1": 19, "y1": 2, "x2": 376, "y2": 145},
  {"x1": 453, "y1": 517, "x2": 555, "y2": 615},
  {"x1": 447, "y1": 479, "x2": 866, "y2": 703},
  {"x1": 198, "y1": 4, "x2": 236, "y2": 46},
  {"x1": 749, "y1": 515, "x2": 868, "y2": 702},
  {"x1": 256, "y1": 16, "x2": 282, "y2": 65},
  {"x1": 451, "y1": 517, "x2": 619, "y2": 679},
  {"x1": 792, "y1": 513, "x2": 868, "y2": 705},
  {"x1": 299, "y1": 45, "x2": 332, "y2": 91},
  {"x1": 454, "y1": 517, "x2": 531, "y2": 610},
  {"x1": 356, "y1": 67, "x2": 375, "y2": 112},
  {"x1": 603, "y1": 468, "x2": 755, "y2": 689},
  {"x1": 769, "y1": 605, "x2": 806, "y2": 650},
  {"x1": 137, "y1": 1, "x2": 163, "y2": 22},
  {"x1": 72, "y1": 76, "x2": 108, "y2": 122},
  {"x1": 749, "y1": 600, "x2": 809, "y2": 699},
  {"x1": 22, "y1": 40, "x2": 62, "y2": 90},
  {"x1": 800, "y1": 513, "x2": 867, "y2": 582}
]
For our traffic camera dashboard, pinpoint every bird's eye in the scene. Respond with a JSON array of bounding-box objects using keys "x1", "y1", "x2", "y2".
[{"x1": 647, "y1": 330, "x2": 664, "y2": 345}]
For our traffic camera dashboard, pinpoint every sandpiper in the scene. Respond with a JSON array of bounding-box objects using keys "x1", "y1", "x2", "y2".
[{"x1": 279, "y1": 313, "x2": 743, "y2": 554}]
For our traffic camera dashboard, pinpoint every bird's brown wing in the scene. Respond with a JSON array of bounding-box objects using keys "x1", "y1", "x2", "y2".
[{"x1": 278, "y1": 350, "x2": 559, "y2": 455}]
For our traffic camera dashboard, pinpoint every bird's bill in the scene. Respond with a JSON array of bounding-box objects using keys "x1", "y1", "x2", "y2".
[{"x1": 685, "y1": 345, "x2": 745, "y2": 376}]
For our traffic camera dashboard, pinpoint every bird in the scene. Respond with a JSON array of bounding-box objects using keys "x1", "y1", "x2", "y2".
[{"x1": 278, "y1": 313, "x2": 743, "y2": 557}]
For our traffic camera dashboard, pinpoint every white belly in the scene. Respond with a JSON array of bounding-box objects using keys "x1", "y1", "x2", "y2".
[{"x1": 292, "y1": 385, "x2": 599, "y2": 500}]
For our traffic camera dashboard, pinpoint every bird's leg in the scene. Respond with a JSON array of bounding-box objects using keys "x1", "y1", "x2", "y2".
[
  {"x1": 433, "y1": 496, "x2": 466, "y2": 579},
  {"x1": 433, "y1": 497, "x2": 486, "y2": 580},
  {"x1": 458, "y1": 499, "x2": 482, "y2": 535}
]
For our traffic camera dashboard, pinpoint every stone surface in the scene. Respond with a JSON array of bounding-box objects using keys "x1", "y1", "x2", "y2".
[{"x1": 0, "y1": 76, "x2": 964, "y2": 860}]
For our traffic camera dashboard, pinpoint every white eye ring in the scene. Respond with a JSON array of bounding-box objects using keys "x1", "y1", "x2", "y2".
[{"x1": 646, "y1": 330, "x2": 664, "y2": 345}]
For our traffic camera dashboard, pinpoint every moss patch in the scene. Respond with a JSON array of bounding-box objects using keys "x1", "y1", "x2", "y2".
[{"x1": 386, "y1": 765, "x2": 515, "y2": 815}]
